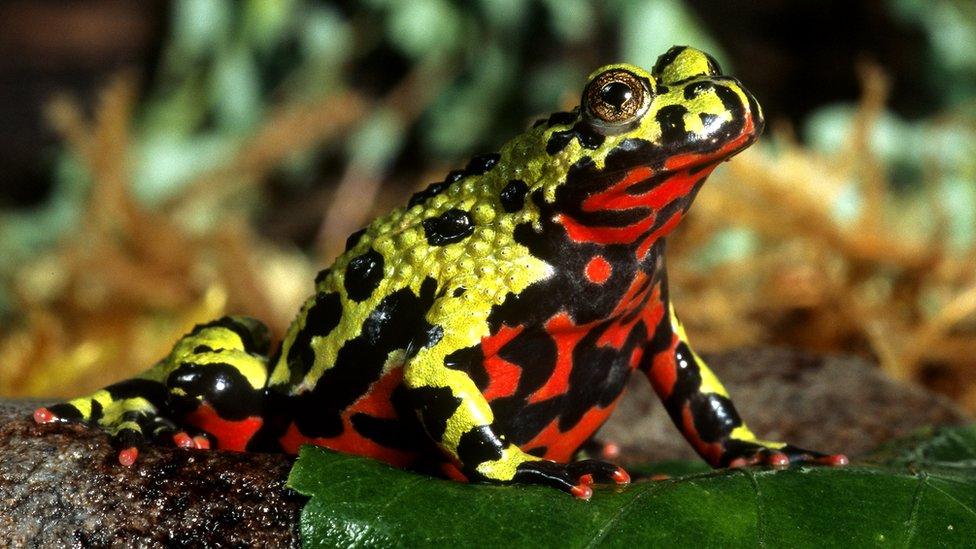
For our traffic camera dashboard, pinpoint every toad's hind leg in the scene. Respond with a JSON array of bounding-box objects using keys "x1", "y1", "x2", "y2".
[{"x1": 35, "y1": 316, "x2": 271, "y2": 464}]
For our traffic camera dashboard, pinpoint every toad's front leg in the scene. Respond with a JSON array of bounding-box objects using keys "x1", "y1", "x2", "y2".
[
  {"x1": 641, "y1": 299, "x2": 848, "y2": 469},
  {"x1": 403, "y1": 306, "x2": 629, "y2": 500}
]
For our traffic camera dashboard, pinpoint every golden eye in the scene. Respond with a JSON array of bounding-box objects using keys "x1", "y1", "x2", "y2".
[{"x1": 583, "y1": 69, "x2": 651, "y2": 125}]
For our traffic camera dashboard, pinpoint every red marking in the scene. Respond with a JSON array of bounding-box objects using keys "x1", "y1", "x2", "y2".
[
  {"x1": 681, "y1": 404, "x2": 723, "y2": 466},
  {"x1": 192, "y1": 436, "x2": 211, "y2": 450},
  {"x1": 173, "y1": 432, "x2": 194, "y2": 448},
  {"x1": 584, "y1": 256, "x2": 612, "y2": 284},
  {"x1": 348, "y1": 368, "x2": 405, "y2": 419},
  {"x1": 480, "y1": 325, "x2": 524, "y2": 401},
  {"x1": 663, "y1": 115, "x2": 756, "y2": 172},
  {"x1": 611, "y1": 468, "x2": 630, "y2": 485},
  {"x1": 33, "y1": 407, "x2": 55, "y2": 424},
  {"x1": 646, "y1": 321, "x2": 680, "y2": 399},
  {"x1": 528, "y1": 313, "x2": 588, "y2": 404},
  {"x1": 582, "y1": 167, "x2": 656, "y2": 211},
  {"x1": 558, "y1": 106, "x2": 760, "y2": 250},
  {"x1": 635, "y1": 210, "x2": 683, "y2": 260},
  {"x1": 184, "y1": 403, "x2": 263, "y2": 451},
  {"x1": 596, "y1": 276, "x2": 665, "y2": 354},
  {"x1": 278, "y1": 368, "x2": 417, "y2": 468},
  {"x1": 118, "y1": 447, "x2": 139, "y2": 467},
  {"x1": 579, "y1": 474, "x2": 594, "y2": 485},
  {"x1": 571, "y1": 483, "x2": 593, "y2": 500},
  {"x1": 560, "y1": 213, "x2": 656, "y2": 246},
  {"x1": 523, "y1": 399, "x2": 621, "y2": 462}
]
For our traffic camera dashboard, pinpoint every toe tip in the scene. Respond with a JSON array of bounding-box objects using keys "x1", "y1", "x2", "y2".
[
  {"x1": 571, "y1": 483, "x2": 593, "y2": 501},
  {"x1": 824, "y1": 453, "x2": 849, "y2": 466},
  {"x1": 767, "y1": 452, "x2": 790, "y2": 467},
  {"x1": 118, "y1": 447, "x2": 139, "y2": 467},
  {"x1": 33, "y1": 407, "x2": 55, "y2": 424},
  {"x1": 612, "y1": 468, "x2": 631, "y2": 485}
]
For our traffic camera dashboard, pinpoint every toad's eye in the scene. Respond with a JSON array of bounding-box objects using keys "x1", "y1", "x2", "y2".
[{"x1": 583, "y1": 69, "x2": 652, "y2": 126}]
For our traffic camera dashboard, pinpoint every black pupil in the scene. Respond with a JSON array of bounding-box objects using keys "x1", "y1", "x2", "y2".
[{"x1": 600, "y1": 81, "x2": 633, "y2": 109}]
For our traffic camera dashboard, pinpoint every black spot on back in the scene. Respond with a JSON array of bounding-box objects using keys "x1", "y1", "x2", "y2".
[
  {"x1": 464, "y1": 153, "x2": 500, "y2": 176},
  {"x1": 499, "y1": 179, "x2": 528, "y2": 213},
  {"x1": 408, "y1": 170, "x2": 466, "y2": 208},
  {"x1": 344, "y1": 248, "x2": 385, "y2": 302},
  {"x1": 285, "y1": 291, "x2": 343, "y2": 385},
  {"x1": 344, "y1": 228, "x2": 367, "y2": 251},
  {"x1": 422, "y1": 209, "x2": 474, "y2": 246}
]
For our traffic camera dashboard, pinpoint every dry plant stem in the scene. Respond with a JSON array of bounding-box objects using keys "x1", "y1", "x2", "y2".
[
  {"x1": 851, "y1": 60, "x2": 889, "y2": 235},
  {"x1": 163, "y1": 91, "x2": 368, "y2": 214},
  {"x1": 901, "y1": 283, "x2": 976, "y2": 378}
]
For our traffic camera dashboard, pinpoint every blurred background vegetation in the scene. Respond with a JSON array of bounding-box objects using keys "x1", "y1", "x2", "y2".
[{"x1": 1, "y1": 0, "x2": 975, "y2": 411}]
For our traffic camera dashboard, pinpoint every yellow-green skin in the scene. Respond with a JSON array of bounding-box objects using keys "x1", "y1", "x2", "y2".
[{"x1": 39, "y1": 47, "x2": 847, "y2": 498}]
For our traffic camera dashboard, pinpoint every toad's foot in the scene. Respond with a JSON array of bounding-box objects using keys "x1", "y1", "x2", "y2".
[
  {"x1": 513, "y1": 459, "x2": 630, "y2": 500},
  {"x1": 724, "y1": 441, "x2": 848, "y2": 469}
]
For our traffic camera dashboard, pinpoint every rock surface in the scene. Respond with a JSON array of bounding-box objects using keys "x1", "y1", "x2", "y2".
[{"x1": 0, "y1": 348, "x2": 968, "y2": 545}]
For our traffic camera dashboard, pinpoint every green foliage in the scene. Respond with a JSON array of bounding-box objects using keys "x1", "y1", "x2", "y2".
[{"x1": 289, "y1": 426, "x2": 976, "y2": 547}]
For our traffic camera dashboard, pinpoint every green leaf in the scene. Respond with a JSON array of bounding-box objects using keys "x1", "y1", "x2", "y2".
[{"x1": 288, "y1": 425, "x2": 976, "y2": 547}]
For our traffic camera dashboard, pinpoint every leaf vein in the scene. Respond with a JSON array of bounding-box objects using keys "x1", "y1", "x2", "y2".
[
  {"x1": 742, "y1": 469, "x2": 767, "y2": 549},
  {"x1": 583, "y1": 480, "x2": 671, "y2": 548},
  {"x1": 903, "y1": 473, "x2": 927, "y2": 548},
  {"x1": 928, "y1": 482, "x2": 976, "y2": 520}
]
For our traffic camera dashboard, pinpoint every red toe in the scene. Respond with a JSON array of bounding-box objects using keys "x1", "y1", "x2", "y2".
[
  {"x1": 767, "y1": 452, "x2": 790, "y2": 467},
  {"x1": 33, "y1": 407, "x2": 55, "y2": 424},
  {"x1": 570, "y1": 483, "x2": 593, "y2": 501},
  {"x1": 118, "y1": 447, "x2": 139, "y2": 467},
  {"x1": 611, "y1": 468, "x2": 630, "y2": 485},
  {"x1": 821, "y1": 453, "x2": 849, "y2": 466},
  {"x1": 173, "y1": 432, "x2": 194, "y2": 448},
  {"x1": 579, "y1": 474, "x2": 594, "y2": 486},
  {"x1": 192, "y1": 436, "x2": 210, "y2": 450}
]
